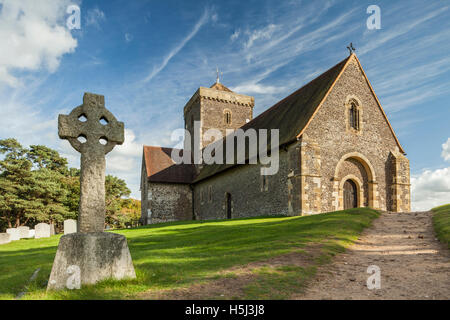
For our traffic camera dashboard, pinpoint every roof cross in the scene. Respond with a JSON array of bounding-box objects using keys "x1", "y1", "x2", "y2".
[
  {"x1": 347, "y1": 42, "x2": 356, "y2": 55},
  {"x1": 216, "y1": 67, "x2": 224, "y2": 84}
]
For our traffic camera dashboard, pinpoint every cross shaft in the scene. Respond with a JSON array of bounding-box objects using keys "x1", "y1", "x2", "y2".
[{"x1": 58, "y1": 93, "x2": 124, "y2": 233}]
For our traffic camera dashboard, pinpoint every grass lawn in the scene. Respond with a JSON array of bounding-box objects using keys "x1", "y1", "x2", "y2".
[
  {"x1": 0, "y1": 208, "x2": 379, "y2": 300},
  {"x1": 432, "y1": 204, "x2": 450, "y2": 249}
]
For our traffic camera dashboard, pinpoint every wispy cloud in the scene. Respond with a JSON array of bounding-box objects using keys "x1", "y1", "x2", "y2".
[
  {"x1": 360, "y1": 3, "x2": 450, "y2": 116},
  {"x1": 223, "y1": 4, "x2": 356, "y2": 108},
  {"x1": 125, "y1": 33, "x2": 133, "y2": 43},
  {"x1": 2, "y1": 0, "x2": 449, "y2": 203},
  {"x1": 231, "y1": 83, "x2": 286, "y2": 95},
  {"x1": 143, "y1": 9, "x2": 212, "y2": 83},
  {"x1": 359, "y1": 5, "x2": 449, "y2": 55},
  {"x1": 230, "y1": 29, "x2": 240, "y2": 42},
  {"x1": 244, "y1": 24, "x2": 278, "y2": 50},
  {"x1": 383, "y1": 83, "x2": 450, "y2": 112},
  {"x1": 85, "y1": 7, "x2": 106, "y2": 29},
  {"x1": 373, "y1": 56, "x2": 450, "y2": 96}
]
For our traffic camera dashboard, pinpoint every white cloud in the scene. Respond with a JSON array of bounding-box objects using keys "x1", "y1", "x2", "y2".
[
  {"x1": 231, "y1": 83, "x2": 286, "y2": 95},
  {"x1": 411, "y1": 168, "x2": 450, "y2": 211},
  {"x1": 85, "y1": 7, "x2": 105, "y2": 28},
  {"x1": 228, "y1": 7, "x2": 357, "y2": 96},
  {"x1": 411, "y1": 138, "x2": 450, "y2": 211},
  {"x1": 442, "y1": 138, "x2": 450, "y2": 162},
  {"x1": 111, "y1": 129, "x2": 142, "y2": 158},
  {"x1": 244, "y1": 24, "x2": 277, "y2": 50},
  {"x1": 106, "y1": 155, "x2": 138, "y2": 173},
  {"x1": 105, "y1": 129, "x2": 144, "y2": 199},
  {"x1": 106, "y1": 129, "x2": 142, "y2": 174},
  {"x1": 359, "y1": 5, "x2": 449, "y2": 56},
  {"x1": 125, "y1": 33, "x2": 133, "y2": 43},
  {"x1": 143, "y1": 8, "x2": 212, "y2": 83},
  {"x1": 230, "y1": 29, "x2": 240, "y2": 42},
  {"x1": 0, "y1": 0, "x2": 78, "y2": 86}
]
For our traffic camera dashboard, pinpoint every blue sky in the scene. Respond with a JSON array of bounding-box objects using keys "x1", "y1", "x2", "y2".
[{"x1": 0, "y1": 0, "x2": 449, "y2": 210}]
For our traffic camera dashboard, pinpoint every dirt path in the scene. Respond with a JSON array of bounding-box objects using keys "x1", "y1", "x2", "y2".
[
  {"x1": 139, "y1": 244, "x2": 324, "y2": 300},
  {"x1": 294, "y1": 211, "x2": 450, "y2": 300}
]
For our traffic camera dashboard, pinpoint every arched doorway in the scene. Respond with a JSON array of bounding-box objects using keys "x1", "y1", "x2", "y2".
[
  {"x1": 343, "y1": 180, "x2": 357, "y2": 209},
  {"x1": 334, "y1": 152, "x2": 379, "y2": 210},
  {"x1": 226, "y1": 193, "x2": 232, "y2": 219}
]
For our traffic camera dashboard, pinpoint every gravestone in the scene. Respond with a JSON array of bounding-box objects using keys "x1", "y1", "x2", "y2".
[
  {"x1": 0, "y1": 233, "x2": 11, "y2": 245},
  {"x1": 48, "y1": 93, "x2": 136, "y2": 291},
  {"x1": 17, "y1": 226, "x2": 30, "y2": 239},
  {"x1": 35, "y1": 223, "x2": 51, "y2": 239},
  {"x1": 6, "y1": 228, "x2": 20, "y2": 241},
  {"x1": 28, "y1": 230, "x2": 35, "y2": 238},
  {"x1": 64, "y1": 219, "x2": 77, "y2": 235},
  {"x1": 50, "y1": 224, "x2": 56, "y2": 236}
]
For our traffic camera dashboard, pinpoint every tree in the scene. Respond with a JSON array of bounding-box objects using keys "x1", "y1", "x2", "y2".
[
  {"x1": 30, "y1": 168, "x2": 73, "y2": 225},
  {"x1": 0, "y1": 175, "x2": 21, "y2": 228},
  {"x1": 105, "y1": 175, "x2": 131, "y2": 225},
  {"x1": 0, "y1": 138, "x2": 135, "y2": 232},
  {"x1": 0, "y1": 138, "x2": 27, "y2": 160},
  {"x1": 62, "y1": 168, "x2": 80, "y2": 215},
  {"x1": 0, "y1": 139, "x2": 73, "y2": 229},
  {"x1": 27, "y1": 145, "x2": 68, "y2": 174},
  {"x1": 119, "y1": 198, "x2": 141, "y2": 228},
  {"x1": 0, "y1": 139, "x2": 36, "y2": 228},
  {"x1": 105, "y1": 175, "x2": 131, "y2": 228}
]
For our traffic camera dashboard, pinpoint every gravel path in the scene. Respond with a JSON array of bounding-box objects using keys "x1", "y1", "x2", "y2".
[{"x1": 295, "y1": 211, "x2": 450, "y2": 300}]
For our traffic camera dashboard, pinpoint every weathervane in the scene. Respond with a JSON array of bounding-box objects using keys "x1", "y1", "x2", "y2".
[
  {"x1": 347, "y1": 42, "x2": 356, "y2": 55},
  {"x1": 216, "y1": 67, "x2": 223, "y2": 84}
]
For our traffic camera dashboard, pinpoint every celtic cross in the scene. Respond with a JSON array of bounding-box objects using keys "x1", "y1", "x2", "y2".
[{"x1": 58, "y1": 93, "x2": 124, "y2": 233}]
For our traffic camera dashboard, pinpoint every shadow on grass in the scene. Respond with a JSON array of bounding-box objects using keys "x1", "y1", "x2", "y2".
[{"x1": 0, "y1": 208, "x2": 379, "y2": 299}]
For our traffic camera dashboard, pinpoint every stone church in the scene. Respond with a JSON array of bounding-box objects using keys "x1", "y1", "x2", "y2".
[{"x1": 140, "y1": 53, "x2": 411, "y2": 225}]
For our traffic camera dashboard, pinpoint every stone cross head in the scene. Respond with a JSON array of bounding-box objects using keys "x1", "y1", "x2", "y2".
[
  {"x1": 58, "y1": 93, "x2": 124, "y2": 155},
  {"x1": 58, "y1": 93, "x2": 124, "y2": 233}
]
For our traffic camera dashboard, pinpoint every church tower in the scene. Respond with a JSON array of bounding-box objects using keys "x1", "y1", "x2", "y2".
[{"x1": 183, "y1": 79, "x2": 255, "y2": 155}]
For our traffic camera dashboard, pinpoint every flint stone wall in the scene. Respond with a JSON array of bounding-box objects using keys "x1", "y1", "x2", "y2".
[
  {"x1": 145, "y1": 183, "x2": 192, "y2": 224},
  {"x1": 193, "y1": 150, "x2": 289, "y2": 220},
  {"x1": 140, "y1": 56, "x2": 411, "y2": 222},
  {"x1": 300, "y1": 58, "x2": 410, "y2": 212}
]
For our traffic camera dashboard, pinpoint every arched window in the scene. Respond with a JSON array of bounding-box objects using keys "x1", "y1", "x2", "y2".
[
  {"x1": 224, "y1": 110, "x2": 232, "y2": 125},
  {"x1": 349, "y1": 102, "x2": 360, "y2": 130}
]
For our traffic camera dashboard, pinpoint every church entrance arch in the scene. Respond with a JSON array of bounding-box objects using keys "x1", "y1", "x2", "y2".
[{"x1": 334, "y1": 152, "x2": 379, "y2": 210}]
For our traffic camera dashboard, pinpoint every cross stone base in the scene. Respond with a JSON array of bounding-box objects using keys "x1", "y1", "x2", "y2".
[{"x1": 47, "y1": 232, "x2": 136, "y2": 291}]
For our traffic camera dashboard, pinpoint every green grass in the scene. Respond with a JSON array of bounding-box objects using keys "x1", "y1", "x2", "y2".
[
  {"x1": 0, "y1": 208, "x2": 380, "y2": 300},
  {"x1": 432, "y1": 204, "x2": 450, "y2": 249},
  {"x1": 243, "y1": 265, "x2": 317, "y2": 300}
]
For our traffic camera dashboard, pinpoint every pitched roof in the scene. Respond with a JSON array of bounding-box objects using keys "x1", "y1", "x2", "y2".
[
  {"x1": 143, "y1": 146, "x2": 195, "y2": 184},
  {"x1": 144, "y1": 54, "x2": 405, "y2": 185},
  {"x1": 193, "y1": 55, "x2": 352, "y2": 182},
  {"x1": 210, "y1": 82, "x2": 233, "y2": 92}
]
